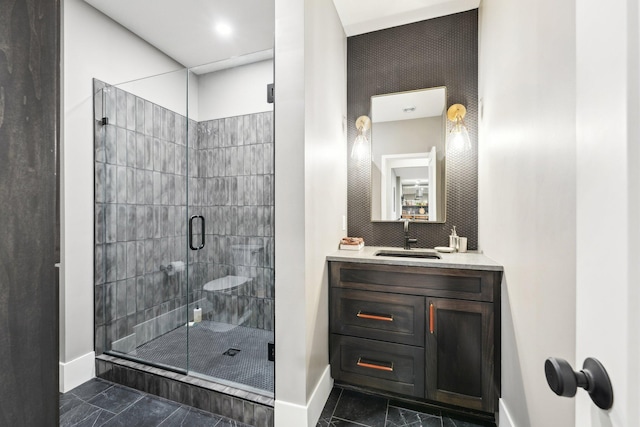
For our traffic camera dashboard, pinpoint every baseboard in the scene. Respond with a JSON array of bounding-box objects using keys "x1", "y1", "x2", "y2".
[
  {"x1": 274, "y1": 365, "x2": 333, "y2": 427},
  {"x1": 59, "y1": 351, "x2": 95, "y2": 393},
  {"x1": 499, "y1": 398, "x2": 516, "y2": 427},
  {"x1": 306, "y1": 366, "x2": 333, "y2": 426}
]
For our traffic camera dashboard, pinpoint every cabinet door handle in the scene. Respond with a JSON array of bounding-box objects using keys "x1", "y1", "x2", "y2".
[
  {"x1": 356, "y1": 311, "x2": 394, "y2": 322},
  {"x1": 429, "y1": 303, "x2": 434, "y2": 334},
  {"x1": 357, "y1": 357, "x2": 394, "y2": 372}
]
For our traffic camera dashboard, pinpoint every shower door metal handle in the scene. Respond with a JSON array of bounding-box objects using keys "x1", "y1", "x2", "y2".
[
  {"x1": 189, "y1": 215, "x2": 205, "y2": 250},
  {"x1": 200, "y1": 216, "x2": 205, "y2": 249}
]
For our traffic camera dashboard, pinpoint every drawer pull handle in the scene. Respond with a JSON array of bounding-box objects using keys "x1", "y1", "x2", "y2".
[
  {"x1": 356, "y1": 311, "x2": 394, "y2": 322},
  {"x1": 429, "y1": 303, "x2": 434, "y2": 334},
  {"x1": 357, "y1": 357, "x2": 394, "y2": 372}
]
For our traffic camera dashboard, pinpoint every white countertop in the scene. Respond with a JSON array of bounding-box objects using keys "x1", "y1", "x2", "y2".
[{"x1": 327, "y1": 246, "x2": 503, "y2": 271}]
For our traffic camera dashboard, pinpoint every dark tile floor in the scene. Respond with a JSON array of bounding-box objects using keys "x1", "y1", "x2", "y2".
[
  {"x1": 316, "y1": 387, "x2": 492, "y2": 427},
  {"x1": 59, "y1": 378, "x2": 253, "y2": 427},
  {"x1": 60, "y1": 378, "x2": 492, "y2": 427}
]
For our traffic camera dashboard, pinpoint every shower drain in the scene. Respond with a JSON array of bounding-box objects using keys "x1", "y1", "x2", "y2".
[{"x1": 223, "y1": 348, "x2": 241, "y2": 357}]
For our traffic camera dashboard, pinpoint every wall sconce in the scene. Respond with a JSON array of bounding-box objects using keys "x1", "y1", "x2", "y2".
[
  {"x1": 351, "y1": 115, "x2": 371, "y2": 160},
  {"x1": 447, "y1": 104, "x2": 471, "y2": 151}
]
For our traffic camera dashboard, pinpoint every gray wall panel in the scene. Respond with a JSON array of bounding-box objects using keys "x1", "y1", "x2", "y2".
[{"x1": 0, "y1": 0, "x2": 60, "y2": 425}]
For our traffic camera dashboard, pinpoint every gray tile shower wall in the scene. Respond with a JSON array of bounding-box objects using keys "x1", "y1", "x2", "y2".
[
  {"x1": 347, "y1": 10, "x2": 479, "y2": 249},
  {"x1": 193, "y1": 113, "x2": 275, "y2": 331},
  {"x1": 94, "y1": 79, "x2": 275, "y2": 356}
]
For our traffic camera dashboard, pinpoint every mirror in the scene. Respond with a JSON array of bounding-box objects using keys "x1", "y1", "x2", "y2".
[{"x1": 370, "y1": 87, "x2": 447, "y2": 222}]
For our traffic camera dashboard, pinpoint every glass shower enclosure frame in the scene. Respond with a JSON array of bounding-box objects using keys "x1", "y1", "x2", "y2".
[{"x1": 93, "y1": 66, "x2": 275, "y2": 397}]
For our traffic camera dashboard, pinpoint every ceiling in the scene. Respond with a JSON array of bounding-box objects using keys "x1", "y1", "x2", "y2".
[
  {"x1": 84, "y1": 0, "x2": 478, "y2": 72},
  {"x1": 332, "y1": 0, "x2": 480, "y2": 36},
  {"x1": 84, "y1": 0, "x2": 275, "y2": 72}
]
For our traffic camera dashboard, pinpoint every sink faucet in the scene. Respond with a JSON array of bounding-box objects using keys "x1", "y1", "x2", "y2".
[{"x1": 403, "y1": 220, "x2": 418, "y2": 250}]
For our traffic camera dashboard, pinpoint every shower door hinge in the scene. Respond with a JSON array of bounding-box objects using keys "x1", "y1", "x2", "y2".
[
  {"x1": 101, "y1": 117, "x2": 109, "y2": 125},
  {"x1": 267, "y1": 83, "x2": 274, "y2": 104},
  {"x1": 268, "y1": 342, "x2": 275, "y2": 361}
]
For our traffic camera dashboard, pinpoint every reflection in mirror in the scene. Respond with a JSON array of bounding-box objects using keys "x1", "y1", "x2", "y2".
[{"x1": 370, "y1": 87, "x2": 447, "y2": 222}]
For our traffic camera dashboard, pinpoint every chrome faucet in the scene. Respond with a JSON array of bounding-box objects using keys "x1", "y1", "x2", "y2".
[{"x1": 403, "y1": 220, "x2": 418, "y2": 250}]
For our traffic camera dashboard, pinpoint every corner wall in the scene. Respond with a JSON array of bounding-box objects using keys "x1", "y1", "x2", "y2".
[
  {"x1": 478, "y1": 0, "x2": 576, "y2": 426},
  {"x1": 274, "y1": 0, "x2": 347, "y2": 424}
]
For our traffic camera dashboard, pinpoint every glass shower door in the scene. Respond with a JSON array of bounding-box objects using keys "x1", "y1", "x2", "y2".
[{"x1": 94, "y1": 69, "x2": 191, "y2": 373}]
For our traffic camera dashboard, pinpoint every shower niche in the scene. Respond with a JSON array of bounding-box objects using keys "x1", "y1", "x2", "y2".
[{"x1": 93, "y1": 63, "x2": 275, "y2": 399}]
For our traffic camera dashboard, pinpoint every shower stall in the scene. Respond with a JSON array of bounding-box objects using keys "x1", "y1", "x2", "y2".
[{"x1": 93, "y1": 65, "x2": 275, "y2": 397}]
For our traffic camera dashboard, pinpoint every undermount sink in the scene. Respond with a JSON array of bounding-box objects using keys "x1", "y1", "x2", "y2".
[{"x1": 374, "y1": 250, "x2": 441, "y2": 259}]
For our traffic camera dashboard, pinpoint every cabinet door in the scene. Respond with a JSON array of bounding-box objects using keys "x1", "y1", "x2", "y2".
[{"x1": 425, "y1": 298, "x2": 495, "y2": 412}]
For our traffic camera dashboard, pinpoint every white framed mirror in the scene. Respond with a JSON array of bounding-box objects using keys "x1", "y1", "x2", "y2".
[{"x1": 370, "y1": 86, "x2": 447, "y2": 222}]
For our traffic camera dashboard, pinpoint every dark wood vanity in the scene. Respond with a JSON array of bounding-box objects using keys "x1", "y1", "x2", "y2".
[{"x1": 328, "y1": 256, "x2": 502, "y2": 417}]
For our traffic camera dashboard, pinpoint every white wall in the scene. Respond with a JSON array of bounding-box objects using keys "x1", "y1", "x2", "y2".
[
  {"x1": 303, "y1": 0, "x2": 347, "y2": 402},
  {"x1": 274, "y1": 0, "x2": 307, "y2": 415},
  {"x1": 197, "y1": 60, "x2": 274, "y2": 121},
  {"x1": 61, "y1": 0, "x2": 184, "y2": 391},
  {"x1": 478, "y1": 0, "x2": 577, "y2": 426},
  {"x1": 274, "y1": 0, "x2": 346, "y2": 424},
  {"x1": 575, "y1": 0, "x2": 640, "y2": 425},
  {"x1": 115, "y1": 69, "x2": 196, "y2": 118}
]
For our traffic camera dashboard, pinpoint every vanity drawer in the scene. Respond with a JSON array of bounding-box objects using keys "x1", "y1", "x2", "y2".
[
  {"x1": 330, "y1": 334, "x2": 425, "y2": 398},
  {"x1": 331, "y1": 288, "x2": 425, "y2": 346},
  {"x1": 330, "y1": 262, "x2": 497, "y2": 302}
]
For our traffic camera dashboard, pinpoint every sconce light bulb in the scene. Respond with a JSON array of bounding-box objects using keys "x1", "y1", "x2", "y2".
[
  {"x1": 352, "y1": 115, "x2": 371, "y2": 160},
  {"x1": 351, "y1": 133, "x2": 368, "y2": 160},
  {"x1": 448, "y1": 120, "x2": 471, "y2": 151},
  {"x1": 446, "y1": 104, "x2": 471, "y2": 152}
]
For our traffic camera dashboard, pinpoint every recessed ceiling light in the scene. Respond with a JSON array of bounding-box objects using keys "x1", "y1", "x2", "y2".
[{"x1": 215, "y1": 22, "x2": 233, "y2": 37}]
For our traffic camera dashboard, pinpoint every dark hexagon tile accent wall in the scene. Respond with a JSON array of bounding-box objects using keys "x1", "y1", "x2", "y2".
[{"x1": 347, "y1": 10, "x2": 478, "y2": 250}]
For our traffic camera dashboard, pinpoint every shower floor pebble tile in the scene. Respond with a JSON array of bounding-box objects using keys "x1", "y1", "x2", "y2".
[{"x1": 60, "y1": 378, "x2": 253, "y2": 427}]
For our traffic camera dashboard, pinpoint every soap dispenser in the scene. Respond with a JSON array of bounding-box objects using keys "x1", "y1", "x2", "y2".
[{"x1": 449, "y1": 226, "x2": 459, "y2": 251}]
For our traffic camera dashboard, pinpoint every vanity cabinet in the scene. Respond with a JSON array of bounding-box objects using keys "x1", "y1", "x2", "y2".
[{"x1": 329, "y1": 261, "x2": 501, "y2": 415}]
